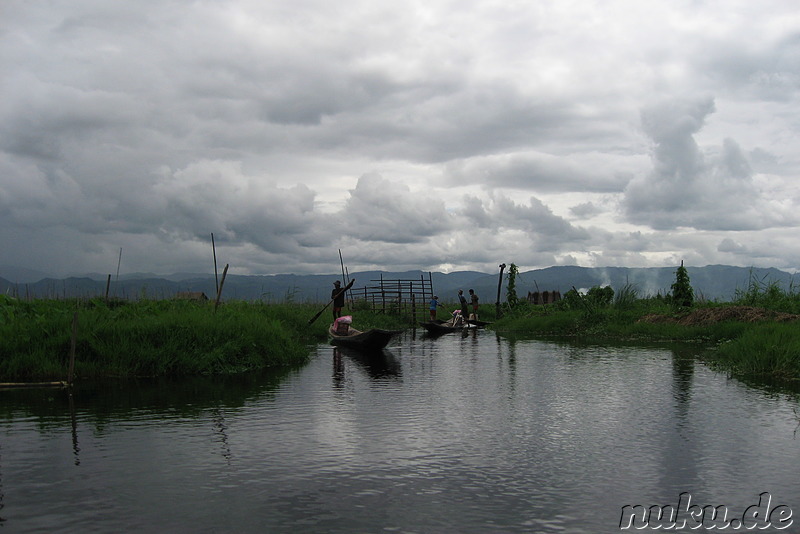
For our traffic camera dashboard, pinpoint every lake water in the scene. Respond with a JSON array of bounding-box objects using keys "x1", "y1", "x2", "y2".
[{"x1": 1, "y1": 329, "x2": 799, "y2": 533}]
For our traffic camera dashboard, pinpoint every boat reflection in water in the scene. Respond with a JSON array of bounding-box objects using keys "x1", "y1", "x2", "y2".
[{"x1": 332, "y1": 346, "x2": 402, "y2": 383}]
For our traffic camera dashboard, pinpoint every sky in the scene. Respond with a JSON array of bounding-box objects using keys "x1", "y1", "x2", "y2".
[{"x1": 2, "y1": 0, "x2": 799, "y2": 278}]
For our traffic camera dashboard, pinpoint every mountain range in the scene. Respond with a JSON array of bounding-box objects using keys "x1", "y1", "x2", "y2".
[{"x1": 1, "y1": 265, "x2": 796, "y2": 303}]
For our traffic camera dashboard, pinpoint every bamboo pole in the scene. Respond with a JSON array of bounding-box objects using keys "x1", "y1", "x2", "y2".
[
  {"x1": 339, "y1": 249, "x2": 352, "y2": 307},
  {"x1": 345, "y1": 267, "x2": 351, "y2": 306},
  {"x1": 212, "y1": 233, "x2": 219, "y2": 295},
  {"x1": 0, "y1": 381, "x2": 67, "y2": 389},
  {"x1": 214, "y1": 264, "x2": 229, "y2": 312},
  {"x1": 113, "y1": 247, "x2": 123, "y2": 297},
  {"x1": 68, "y1": 311, "x2": 78, "y2": 385},
  {"x1": 496, "y1": 263, "x2": 506, "y2": 318}
]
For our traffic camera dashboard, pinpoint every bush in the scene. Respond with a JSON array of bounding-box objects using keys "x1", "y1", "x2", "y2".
[{"x1": 586, "y1": 285, "x2": 614, "y2": 307}]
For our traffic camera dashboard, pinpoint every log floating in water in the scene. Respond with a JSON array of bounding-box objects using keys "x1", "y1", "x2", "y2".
[{"x1": 0, "y1": 381, "x2": 68, "y2": 389}]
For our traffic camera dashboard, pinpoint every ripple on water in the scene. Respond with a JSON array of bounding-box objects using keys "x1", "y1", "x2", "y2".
[{"x1": 1, "y1": 333, "x2": 799, "y2": 533}]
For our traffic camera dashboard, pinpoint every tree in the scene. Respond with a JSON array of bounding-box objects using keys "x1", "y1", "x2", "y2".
[
  {"x1": 506, "y1": 263, "x2": 519, "y2": 307},
  {"x1": 671, "y1": 261, "x2": 694, "y2": 308},
  {"x1": 561, "y1": 288, "x2": 584, "y2": 310},
  {"x1": 586, "y1": 285, "x2": 614, "y2": 307}
]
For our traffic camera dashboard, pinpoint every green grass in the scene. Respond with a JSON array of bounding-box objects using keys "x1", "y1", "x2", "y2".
[
  {"x1": 0, "y1": 296, "x2": 407, "y2": 381},
  {"x1": 488, "y1": 279, "x2": 800, "y2": 381},
  {"x1": 712, "y1": 323, "x2": 800, "y2": 380},
  {"x1": 5, "y1": 281, "x2": 800, "y2": 383}
]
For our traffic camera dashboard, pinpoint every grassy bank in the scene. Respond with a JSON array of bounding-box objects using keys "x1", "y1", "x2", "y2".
[
  {"x1": 0, "y1": 296, "x2": 406, "y2": 381},
  {"x1": 490, "y1": 280, "x2": 800, "y2": 381}
]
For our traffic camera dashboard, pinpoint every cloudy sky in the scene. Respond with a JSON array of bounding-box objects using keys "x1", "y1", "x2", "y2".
[{"x1": 2, "y1": 0, "x2": 799, "y2": 278}]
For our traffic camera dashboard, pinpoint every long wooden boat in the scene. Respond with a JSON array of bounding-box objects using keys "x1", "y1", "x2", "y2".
[
  {"x1": 328, "y1": 324, "x2": 400, "y2": 350},
  {"x1": 419, "y1": 319, "x2": 477, "y2": 335}
]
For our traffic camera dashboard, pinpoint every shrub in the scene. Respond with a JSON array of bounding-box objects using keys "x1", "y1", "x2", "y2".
[{"x1": 586, "y1": 285, "x2": 614, "y2": 307}]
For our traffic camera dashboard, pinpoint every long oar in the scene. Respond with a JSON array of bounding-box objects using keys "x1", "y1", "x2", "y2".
[{"x1": 307, "y1": 278, "x2": 355, "y2": 325}]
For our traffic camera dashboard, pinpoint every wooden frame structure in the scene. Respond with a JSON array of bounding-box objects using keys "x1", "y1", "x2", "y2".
[{"x1": 347, "y1": 273, "x2": 434, "y2": 322}]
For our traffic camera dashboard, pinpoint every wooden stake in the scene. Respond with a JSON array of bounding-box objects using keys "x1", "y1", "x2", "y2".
[
  {"x1": 214, "y1": 264, "x2": 229, "y2": 312},
  {"x1": 212, "y1": 233, "x2": 219, "y2": 295},
  {"x1": 0, "y1": 381, "x2": 67, "y2": 389},
  {"x1": 115, "y1": 247, "x2": 122, "y2": 297},
  {"x1": 496, "y1": 263, "x2": 506, "y2": 317},
  {"x1": 68, "y1": 311, "x2": 78, "y2": 386},
  {"x1": 338, "y1": 249, "x2": 348, "y2": 303}
]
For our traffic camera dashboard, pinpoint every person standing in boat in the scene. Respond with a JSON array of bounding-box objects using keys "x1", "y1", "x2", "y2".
[
  {"x1": 429, "y1": 295, "x2": 440, "y2": 321},
  {"x1": 458, "y1": 289, "x2": 469, "y2": 320},
  {"x1": 469, "y1": 289, "x2": 479, "y2": 320},
  {"x1": 332, "y1": 280, "x2": 346, "y2": 320}
]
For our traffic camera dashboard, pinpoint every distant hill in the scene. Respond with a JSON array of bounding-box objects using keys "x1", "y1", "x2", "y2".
[
  {"x1": 0, "y1": 265, "x2": 796, "y2": 303},
  {"x1": 0, "y1": 265, "x2": 54, "y2": 284}
]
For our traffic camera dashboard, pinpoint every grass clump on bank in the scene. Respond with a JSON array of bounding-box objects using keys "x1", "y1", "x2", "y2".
[{"x1": 712, "y1": 323, "x2": 800, "y2": 380}]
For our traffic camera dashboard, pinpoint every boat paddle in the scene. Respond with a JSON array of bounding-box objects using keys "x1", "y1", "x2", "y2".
[{"x1": 307, "y1": 278, "x2": 355, "y2": 325}]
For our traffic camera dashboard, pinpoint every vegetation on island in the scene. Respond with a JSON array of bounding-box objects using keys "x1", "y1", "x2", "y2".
[
  {"x1": 0, "y1": 296, "x2": 404, "y2": 381},
  {"x1": 491, "y1": 264, "x2": 800, "y2": 382},
  {"x1": 2, "y1": 262, "x2": 798, "y2": 385}
]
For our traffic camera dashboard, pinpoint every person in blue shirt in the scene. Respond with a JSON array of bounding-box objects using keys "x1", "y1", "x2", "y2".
[{"x1": 429, "y1": 295, "x2": 440, "y2": 321}]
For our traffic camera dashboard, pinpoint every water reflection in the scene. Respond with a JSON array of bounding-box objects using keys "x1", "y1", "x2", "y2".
[
  {"x1": 0, "y1": 444, "x2": 5, "y2": 525},
  {"x1": 2, "y1": 332, "x2": 800, "y2": 533},
  {"x1": 331, "y1": 347, "x2": 402, "y2": 388},
  {"x1": 671, "y1": 345, "x2": 696, "y2": 428},
  {"x1": 210, "y1": 406, "x2": 232, "y2": 464},
  {"x1": 0, "y1": 367, "x2": 299, "y2": 423},
  {"x1": 68, "y1": 391, "x2": 80, "y2": 466},
  {"x1": 336, "y1": 347, "x2": 402, "y2": 379}
]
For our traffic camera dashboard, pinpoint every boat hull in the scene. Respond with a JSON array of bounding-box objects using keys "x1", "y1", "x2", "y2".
[
  {"x1": 329, "y1": 326, "x2": 399, "y2": 350},
  {"x1": 419, "y1": 320, "x2": 477, "y2": 335}
]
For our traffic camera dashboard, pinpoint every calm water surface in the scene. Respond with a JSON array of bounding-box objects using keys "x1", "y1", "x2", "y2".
[{"x1": 1, "y1": 329, "x2": 799, "y2": 533}]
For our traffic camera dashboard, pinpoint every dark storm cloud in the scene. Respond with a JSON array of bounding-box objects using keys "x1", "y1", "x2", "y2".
[{"x1": 1, "y1": 0, "x2": 799, "y2": 277}]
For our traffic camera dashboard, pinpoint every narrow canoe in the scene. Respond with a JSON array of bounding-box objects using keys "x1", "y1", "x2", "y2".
[
  {"x1": 419, "y1": 319, "x2": 477, "y2": 335},
  {"x1": 328, "y1": 325, "x2": 400, "y2": 350}
]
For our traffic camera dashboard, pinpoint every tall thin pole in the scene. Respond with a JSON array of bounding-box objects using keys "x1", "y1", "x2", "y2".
[
  {"x1": 339, "y1": 249, "x2": 350, "y2": 305},
  {"x1": 115, "y1": 248, "x2": 123, "y2": 297},
  {"x1": 116, "y1": 248, "x2": 122, "y2": 281},
  {"x1": 212, "y1": 233, "x2": 219, "y2": 295},
  {"x1": 68, "y1": 311, "x2": 78, "y2": 386},
  {"x1": 338, "y1": 249, "x2": 348, "y2": 284},
  {"x1": 496, "y1": 263, "x2": 506, "y2": 318},
  {"x1": 214, "y1": 264, "x2": 229, "y2": 313}
]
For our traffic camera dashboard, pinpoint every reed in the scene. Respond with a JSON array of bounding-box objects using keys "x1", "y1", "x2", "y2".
[
  {"x1": 733, "y1": 271, "x2": 800, "y2": 313},
  {"x1": 0, "y1": 297, "x2": 318, "y2": 380},
  {"x1": 0, "y1": 296, "x2": 411, "y2": 381},
  {"x1": 713, "y1": 323, "x2": 800, "y2": 380},
  {"x1": 489, "y1": 283, "x2": 800, "y2": 381}
]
